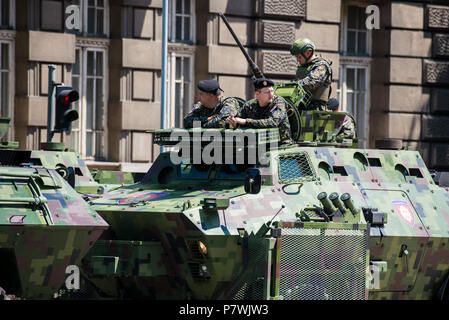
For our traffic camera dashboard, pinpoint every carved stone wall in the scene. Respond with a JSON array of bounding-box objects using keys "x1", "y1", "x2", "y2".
[
  {"x1": 424, "y1": 61, "x2": 449, "y2": 84},
  {"x1": 261, "y1": 21, "x2": 295, "y2": 46},
  {"x1": 422, "y1": 4, "x2": 449, "y2": 168},
  {"x1": 422, "y1": 116, "x2": 449, "y2": 139},
  {"x1": 433, "y1": 34, "x2": 449, "y2": 57},
  {"x1": 426, "y1": 5, "x2": 449, "y2": 29},
  {"x1": 431, "y1": 143, "x2": 449, "y2": 168},
  {"x1": 260, "y1": 50, "x2": 296, "y2": 75},
  {"x1": 261, "y1": 0, "x2": 307, "y2": 18},
  {"x1": 431, "y1": 88, "x2": 449, "y2": 112}
]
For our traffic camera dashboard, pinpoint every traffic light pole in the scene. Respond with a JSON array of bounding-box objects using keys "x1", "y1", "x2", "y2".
[{"x1": 47, "y1": 65, "x2": 56, "y2": 143}]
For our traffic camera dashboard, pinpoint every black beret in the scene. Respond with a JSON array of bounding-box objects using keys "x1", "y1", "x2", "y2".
[
  {"x1": 197, "y1": 79, "x2": 222, "y2": 94},
  {"x1": 326, "y1": 98, "x2": 339, "y2": 111},
  {"x1": 253, "y1": 78, "x2": 274, "y2": 90}
]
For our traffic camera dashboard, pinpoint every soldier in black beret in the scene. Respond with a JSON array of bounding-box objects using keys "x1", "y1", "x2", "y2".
[
  {"x1": 226, "y1": 78, "x2": 292, "y2": 143},
  {"x1": 183, "y1": 79, "x2": 241, "y2": 129}
]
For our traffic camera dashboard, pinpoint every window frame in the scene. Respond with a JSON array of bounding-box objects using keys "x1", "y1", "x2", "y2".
[
  {"x1": 339, "y1": 1, "x2": 373, "y2": 148},
  {"x1": 65, "y1": 0, "x2": 109, "y2": 36},
  {"x1": 0, "y1": 0, "x2": 14, "y2": 29},
  {"x1": 0, "y1": 36, "x2": 14, "y2": 140},
  {"x1": 71, "y1": 44, "x2": 108, "y2": 160},
  {"x1": 166, "y1": 50, "x2": 195, "y2": 128},
  {"x1": 340, "y1": 2, "x2": 372, "y2": 57},
  {"x1": 338, "y1": 59, "x2": 371, "y2": 148},
  {"x1": 84, "y1": 0, "x2": 109, "y2": 37},
  {"x1": 169, "y1": 0, "x2": 196, "y2": 44}
]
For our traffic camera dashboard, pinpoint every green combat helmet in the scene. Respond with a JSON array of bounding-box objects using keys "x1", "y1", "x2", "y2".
[{"x1": 290, "y1": 38, "x2": 316, "y2": 60}]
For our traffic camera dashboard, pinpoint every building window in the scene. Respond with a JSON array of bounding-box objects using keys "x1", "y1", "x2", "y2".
[
  {"x1": 338, "y1": 65, "x2": 369, "y2": 146},
  {"x1": 338, "y1": 3, "x2": 372, "y2": 147},
  {"x1": 0, "y1": 42, "x2": 9, "y2": 118},
  {"x1": 87, "y1": 0, "x2": 105, "y2": 35},
  {"x1": 64, "y1": 0, "x2": 108, "y2": 36},
  {"x1": 342, "y1": 5, "x2": 371, "y2": 57},
  {"x1": 41, "y1": 0, "x2": 63, "y2": 31},
  {"x1": 72, "y1": 48, "x2": 106, "y2": 159},
  {"x1": 167, "y1": 53, "x2": 193, "y2": 128},
  {"x1": 65, "y1": 0, "x2": 81, "y2": 34},
  {"x1": 169, "y1": 0, "x2": 195, "y2": 43},
  {"x1": 0, "y1": 0, "x2": 10, "y2": 27}
]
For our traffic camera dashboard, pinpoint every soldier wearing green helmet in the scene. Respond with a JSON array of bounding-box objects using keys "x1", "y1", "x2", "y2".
[{"x1": 290, "y1": 38, "x2": 333, "y2": 111}]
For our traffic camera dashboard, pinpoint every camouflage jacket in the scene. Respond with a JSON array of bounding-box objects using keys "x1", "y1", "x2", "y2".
[
  {"x1": 338, "y1": 115, "x2": 356, "y2": 139},
  {"x1": 183, "y1": 96, "x2": 241, "y2": 129},
  {"x1": 294, "y1": 56, "x2": 332, "y2": 111},
  {"x1": 239, "y1": 95, "x2": 292, "y2": 143}
]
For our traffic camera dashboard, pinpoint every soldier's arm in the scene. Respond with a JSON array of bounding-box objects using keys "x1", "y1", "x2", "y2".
[
  {"x1": 239, "y1": 102, "x2": 250, "y2": 119},
  {"x1": 245, "y1": 106, "x2": 283, "y2": 128},
  {"x1": 296, "y1": 64, "x2": 330, "y2": 91},
  {"x1": 183, "y1": 104, "x2": 208, "y2": 128},
  {"x1": 203, "y1": 98, "x2": 240, "y2": 128}
]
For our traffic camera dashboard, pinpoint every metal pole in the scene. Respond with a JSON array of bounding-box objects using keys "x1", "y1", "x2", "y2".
[
  {"x1": 160, "y1": 0, "x2": 168, "y2": 152},
  {"x1": 47, "y1": 65, "x2": 56, "y2": 143}
]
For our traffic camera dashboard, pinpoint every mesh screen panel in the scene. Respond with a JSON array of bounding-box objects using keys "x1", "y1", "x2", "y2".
[
  {"x1": 232, "y1": 240, "x2": 268, "y2": 300},
  {"x1": 278, "y1": 153, "x2": 316, "y2": 184},
  {"x1": 278, "y1": 227, "x2": 367, "y2": 300}
]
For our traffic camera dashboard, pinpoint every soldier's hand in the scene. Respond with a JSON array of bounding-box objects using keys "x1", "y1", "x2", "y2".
[
  {"x1": 234, "y1": 117, "x2": 247, "y2": 125},
  {"x1": 225, "y1": 115, "x2": 235, "y2": 124}
]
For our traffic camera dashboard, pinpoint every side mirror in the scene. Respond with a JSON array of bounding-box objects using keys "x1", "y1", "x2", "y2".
[{"x1": 244, "y1": 168, "x2": 262, "y2": 194}]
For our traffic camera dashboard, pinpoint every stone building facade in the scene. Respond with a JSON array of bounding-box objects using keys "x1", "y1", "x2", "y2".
[{"x1": 1, "y1": 0, "x2": 448, "y2": 170}]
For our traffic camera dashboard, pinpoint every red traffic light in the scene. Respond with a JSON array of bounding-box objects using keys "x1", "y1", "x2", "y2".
[
  {"x1": 59, "y1": 90, "x2": 79, "y2": 106},
  {"x1": 54, "y1": 86, "x2": 79, "y2": 131}
]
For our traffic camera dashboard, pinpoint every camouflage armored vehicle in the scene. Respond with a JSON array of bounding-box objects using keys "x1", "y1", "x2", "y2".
[
  {"x1": 0, "y1": 117, "x2": 136, "y2": 198},
  {"x1": 76, "y1": 93, "x2": 449, "y2": 300},
  {"x1": 0, "y1": 164, "x2": 108, "y2": 299},
  {"x1": 0, "y1": 117, "x2": 115, "y2": 300},
  {"x1": 72, "y1": 13, "x2": 449, "y2": 300}
]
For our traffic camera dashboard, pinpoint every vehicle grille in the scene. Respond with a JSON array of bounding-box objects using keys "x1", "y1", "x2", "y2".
[
  {"x1": 278, "y1": 152, "x2": 316, "y2": 184},
  {"x1": 278, "y1": 224, "x2": 368, "y2": 300}
]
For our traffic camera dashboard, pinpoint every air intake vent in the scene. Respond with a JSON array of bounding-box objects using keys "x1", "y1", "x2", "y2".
[
  {"x1": 187, "y1": 240, "x2": 204, "y2": 260},
  {"x1": 187, "y1": 262, "x2": 210, "y2": 281},
  {"x1": 278, "y1": 152, "x2": 316, "y2": 184}
]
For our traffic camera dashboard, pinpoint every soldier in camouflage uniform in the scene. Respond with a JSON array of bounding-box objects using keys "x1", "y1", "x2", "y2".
[
  {"x1": 290, "y1": 38, "x2": 333, "y2": 111},
  {"x1": 184, "y1": 79, "x2": 240, "y2": 129},
  {"x1": 326, "y1": 98, "x2": 356, "y2": 139},
  {"x1": 226, "y1": 78, "x2": 292, "y2": 144}
]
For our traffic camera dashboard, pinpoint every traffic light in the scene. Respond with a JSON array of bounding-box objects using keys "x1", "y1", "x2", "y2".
[{"x1": 54, "y1": 85, "x2": 79, "y2": 131}]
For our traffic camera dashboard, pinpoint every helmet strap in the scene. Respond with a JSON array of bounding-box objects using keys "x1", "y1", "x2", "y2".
[{"x1": 301, "y1": 50, "x2": 314, "y2": 62}]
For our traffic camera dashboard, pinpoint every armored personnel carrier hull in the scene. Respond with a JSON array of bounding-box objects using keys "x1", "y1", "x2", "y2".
[
  {"x1": 0, "y1": 166, "x2": 108, "y2": 299},
  {"x1": 81, "y1": 126, "x2": 449, "y2": 300}
]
